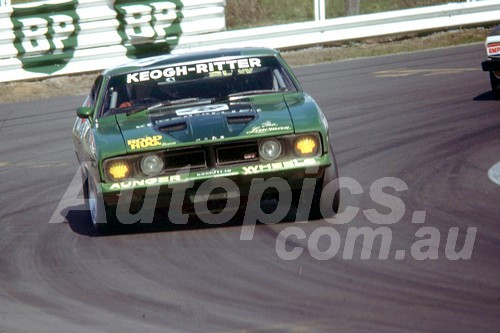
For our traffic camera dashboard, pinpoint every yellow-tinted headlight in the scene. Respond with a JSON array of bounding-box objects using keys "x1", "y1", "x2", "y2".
[
  {"x1": 108, "y1": 161, "x2": 130, "y2": 181},
  {"x1": 295, "y1": 136, "x2": 318, "y2": 156}
]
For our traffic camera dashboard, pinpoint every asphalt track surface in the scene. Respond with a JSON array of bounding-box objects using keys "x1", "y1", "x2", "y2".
[{"x1": 1, "y1": 44, "x2": 499, "y2": 332}]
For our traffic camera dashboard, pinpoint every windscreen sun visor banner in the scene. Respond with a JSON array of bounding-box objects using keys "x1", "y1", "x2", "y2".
[{"x1": 126, "y1": 58, "x2": 263, "y2": 83}]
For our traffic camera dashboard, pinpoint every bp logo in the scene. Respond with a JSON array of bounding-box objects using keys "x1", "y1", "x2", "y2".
[
  {"x1": 114, "y1": 0, "x2": 183, "y2": 58},
  {"x1": 11, "y1": 0, "x2": 184, "y2": 74},
  {"x1": 11, "y1": 1, "x2": 80, "y2": 74}
]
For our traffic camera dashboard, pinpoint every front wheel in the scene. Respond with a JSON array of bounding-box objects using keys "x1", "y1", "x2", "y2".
[
  {"x1": 490, "y1": 72, "x2": 500, "y2": 100},
  {"x1": 293, "y1": 151, "x2": 340, "y2": 221},
  {"x1": 86, "y1": 177, "x2": 115, "y2": 234}
]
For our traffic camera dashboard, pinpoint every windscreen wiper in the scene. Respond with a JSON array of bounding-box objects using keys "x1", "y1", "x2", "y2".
[
  {"x1": 228, "y1": 89, "x2": 278, "y2": 97},
  {"x1": 126, "y1": 98, "x2": 203, "y2": 116},
  {"x1": 124, "y1": 105, "x2": 150, "y2": 116},
  {"x1": 147, "y1": 98, "x2": 203, "y2": 111},
  {"x1": 211, "y1": 89, "x2": 278, "y2": 104}
]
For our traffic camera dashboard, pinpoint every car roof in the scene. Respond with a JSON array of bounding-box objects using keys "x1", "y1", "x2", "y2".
[{"x1": 103, "y1": 47, "x2": 281, "y2": 77}]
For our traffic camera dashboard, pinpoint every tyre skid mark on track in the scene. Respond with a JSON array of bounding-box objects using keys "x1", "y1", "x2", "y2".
[
  {"x1": 374, "y1": 68, "x2": 479, "y2": 77},
  {"x1": 0, "y1": 161, "x2": 69, "y2": 168},
  {"x1": 1, "y1": 44, "x2": 500, "y2": 333},
  {"x1": 0, "y1": 109, "x2": 12, "y2": 133},
  {"x1": 0, "y1": 108, "x2": 74, "y2": 123}
]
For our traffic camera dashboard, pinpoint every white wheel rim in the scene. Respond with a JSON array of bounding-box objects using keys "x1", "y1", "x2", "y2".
[{"x1": 88, "y1": 180, "x2": 98, "y2": 225}]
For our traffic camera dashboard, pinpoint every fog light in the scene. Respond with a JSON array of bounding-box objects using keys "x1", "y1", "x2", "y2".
[
  {"x1": 141, "y1": 154, "x2": 164, "y2": 176},
  {"x1": 259, "y1": 139, "x2": 282, "y2": 161},
  {"x1": 295, "y1": 136, "x2": 318, "y2": 156},
  {"x1": 108, "y1": 161, "x2": 130, "y2": 181}
]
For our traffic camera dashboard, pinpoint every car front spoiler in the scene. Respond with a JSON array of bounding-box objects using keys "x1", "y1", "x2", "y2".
[
  {"x1": 99, "y1": 154, "x2": 334, "y2": 196},
  {"x1": 482, "y1": 59, "x2": 500, "y2": 72}
]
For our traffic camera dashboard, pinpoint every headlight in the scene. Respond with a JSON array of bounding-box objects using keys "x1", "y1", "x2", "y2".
[
  {"x1": 295, "y1": 136, "x2": 319, "y2": 156},
  {"x1": 107, "y1": 160, "x2": 130, "y2": 181},
  {"x1": 141, "y1": 154, "x2": 164, "y2": 176},
  {"x1": 259, "y1": 139, "x2": 282, "y2": 161}
]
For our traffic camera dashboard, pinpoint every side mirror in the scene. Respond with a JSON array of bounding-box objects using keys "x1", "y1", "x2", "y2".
[{"x1": 76, "y1": 106, "x2": 94, "y2": 118}]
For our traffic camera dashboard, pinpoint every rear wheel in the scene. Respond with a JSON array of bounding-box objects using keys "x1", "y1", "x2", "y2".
[{"x1": 490, "y1": 72, "x2": 500, "y2": 100}]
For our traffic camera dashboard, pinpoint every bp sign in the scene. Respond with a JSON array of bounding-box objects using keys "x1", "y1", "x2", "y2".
[
  {"x1": 10, "y1": 0, "x2": 184, "y2": 75},
  {"x1": 115, "y1": 0, "x2": 183, "y2": 58},
  {"x1": 11, "y1": 0, "x2": 80, "y2": 74}
]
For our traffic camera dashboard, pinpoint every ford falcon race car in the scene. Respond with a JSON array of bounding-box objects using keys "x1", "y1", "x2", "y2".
[
  {"x1": 482, "y1": 25, "x2": 500, "y2": 99},
  {"x1": 72, "y1": 48, "x2": 339, "y2": 233}
]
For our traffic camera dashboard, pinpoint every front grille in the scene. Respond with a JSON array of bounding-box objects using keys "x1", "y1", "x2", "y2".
[
  {"x1": 164, "y1": 149, "x2": 207, "y2": 171},
  {"x1": 158, "y1": 140, "x2": 261, "y2": 174},
  {"x1": 216, "y1": 142, "x2": 259, "y2": 166}
]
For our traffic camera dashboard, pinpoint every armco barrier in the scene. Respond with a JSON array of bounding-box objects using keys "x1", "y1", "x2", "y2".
[
  {"x1": 172, "y1": 1, "x2": 500, "y2": 53},
  {"x1": 0, "y1": 0, "x2": 225, "y2": 82},
  {"x1": 0, "y1": 0, "x2": 499, "y2": 83}
]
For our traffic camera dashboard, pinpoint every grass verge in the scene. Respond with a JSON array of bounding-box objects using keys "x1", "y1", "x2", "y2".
[
  {"x1": 226, "y1": 0, "x2": 460, "y2": 30},
  {"x1": 281, "y1": 27, "x2": 489, "y2": 66}
]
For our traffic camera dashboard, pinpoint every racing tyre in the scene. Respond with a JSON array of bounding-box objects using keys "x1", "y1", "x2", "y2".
[
  {"x1": 86, "y1": 177, "x2": 115, "y2": 235},
  {"x1": 294, "y1": 149, "x2": 340, "y2": 221},
  {"x1": 490, "y1": 72, "x2": 500, "y2": 100}
]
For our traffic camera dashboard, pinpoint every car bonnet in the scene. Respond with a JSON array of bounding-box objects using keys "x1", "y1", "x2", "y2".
[{"x1": 114, "y1": 93, "x2": 295, "y2": 153}]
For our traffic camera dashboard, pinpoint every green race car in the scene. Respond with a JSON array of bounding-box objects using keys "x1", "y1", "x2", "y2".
[{"x1": 72, "y1": 47, "x2": 339, "y2": 233}]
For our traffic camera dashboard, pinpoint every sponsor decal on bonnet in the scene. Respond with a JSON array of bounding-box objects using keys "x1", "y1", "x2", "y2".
[
  {"x1": 176, "y1": 104, "x2": 229, "y2": 116},
  {"x1": 246, "y1": 121, "x2": 292, "y2": 134},
  {"x1": 127, "y1": 135, "x2": 163, "y2": 150}
]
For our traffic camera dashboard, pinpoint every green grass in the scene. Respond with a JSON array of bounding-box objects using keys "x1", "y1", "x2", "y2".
[
  {"x1": 358, "y1": 0, "x2": 460, "y2": 15},
  {"x1": 10, "y1": 0, "x2": 38, "y2": 4},
  {"x1": 281, "y1": 27, "x2": 489, "y2": 66},
  {"x1": 226, "y1": 0, "x2": 465, "y2": 30}
]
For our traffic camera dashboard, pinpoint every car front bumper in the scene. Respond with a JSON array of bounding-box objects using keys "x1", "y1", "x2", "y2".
[
  {"x1": 482, "y1": 59, "x2": 500, "y2": 72},
  {"x1": 98, "y1": 154, "x2": 334, "y2": 208}
]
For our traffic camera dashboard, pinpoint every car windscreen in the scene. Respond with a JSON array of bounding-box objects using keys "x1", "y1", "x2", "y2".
[{"x1": 99, "y1": 56, "x2": 298, "y2": 117}]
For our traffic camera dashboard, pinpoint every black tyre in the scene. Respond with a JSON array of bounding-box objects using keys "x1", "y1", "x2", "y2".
[
  {"x1": 490, "y1": 72, "x2": 500, "y2": 100},
  {"x1": 86, "y1": 177, "x2": 115, "y2": 235},
  {"x1": 294, "y1": 150, "x2": 340, "y2": 221}
]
